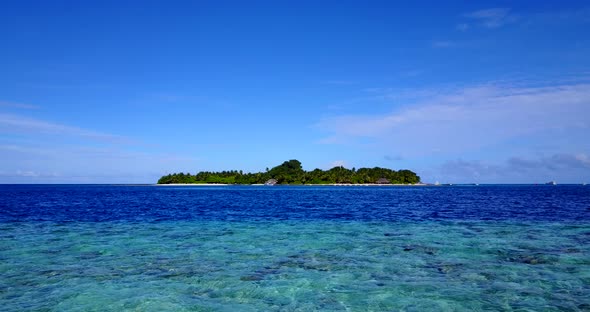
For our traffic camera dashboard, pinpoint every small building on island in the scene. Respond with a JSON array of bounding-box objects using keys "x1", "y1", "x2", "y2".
[
  {"x1": 265, "y1": 179, "x2": 278, "y2": 186},
  {"x1": 376, "y1": 178, "x2": 390, "y2": 184}
]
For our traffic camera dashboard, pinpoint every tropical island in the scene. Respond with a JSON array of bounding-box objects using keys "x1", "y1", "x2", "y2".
[{"x1": 157, "y1": 159, "x2": 420, "y2": 185}]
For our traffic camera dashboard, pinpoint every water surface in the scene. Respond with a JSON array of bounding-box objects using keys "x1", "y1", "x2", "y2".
[{"x1": 1, "y1": 185, "x2": 589, "y2": 311}]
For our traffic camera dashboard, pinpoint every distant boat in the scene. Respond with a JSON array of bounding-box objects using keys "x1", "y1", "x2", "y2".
[{"x1": 545, "y1": 181, "x2": 557, "y2": 185}]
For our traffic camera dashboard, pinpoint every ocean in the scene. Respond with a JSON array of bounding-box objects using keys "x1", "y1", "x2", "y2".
[{"x1": 0, "y1": 185, "x2": 589, "y2": 311}]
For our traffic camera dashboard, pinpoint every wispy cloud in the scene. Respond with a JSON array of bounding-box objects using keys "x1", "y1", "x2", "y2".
[
  {"x1": 0, "y1": 110, "x2": 202, "y2": 183},
  {"x1": 400, "y1": 70, "x2": 424, "y2": 78},
  {"x1": 437, "y1": 153, "x2": 590, "y2": 183},
  {"x1": 458, "y1": 7, "x2": 590, "y2": 32},
  {"x1": 528, "y1": 7, "x2": 590, "y2": 25},
  {"x1": 0, "y1": 170, "x2": 59, "y2": 178},
  {"x1": 321, "y1": 80, "x2": 357, "y2": 85},
  {"x1": 463, "y1": 8, "x2": 517, "y2": 29},
  {"x1": 0, "y1": 143, "x2": 200, "y2": 183},
  {"x1": 315, "y1": 81, "x2": 590, "y2": 158},
  {"x1": 507, "y1": 154, "x2": 590, "y2": 171},
  {"x1": 432, "y1": 40, "x2": 454, "y2": 48},
  {"x1": 456, "y1": 23, "x2": 469, "y2": 31},
  {"x1": 384, "y1": 155, "x2": 404, "y2": 162},
  {"x1": 0, "y1": 101, "x2": 39, "y2": 109},
  {"x1": 0, "y1": 113, "x2": 131, "y2": 143},
  {"x1": 438, "y1": 159, "x2": 500, "y2": 181}
]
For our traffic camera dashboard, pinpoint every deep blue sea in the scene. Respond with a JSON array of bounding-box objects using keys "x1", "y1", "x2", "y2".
[{"x1": 1, "y1": 185, "x2": 589, "y2": 311}]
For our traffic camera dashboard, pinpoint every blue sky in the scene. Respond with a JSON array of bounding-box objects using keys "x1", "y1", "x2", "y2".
[{"x1": 1, "y1": 0, "x2": 589, "y2": 183}]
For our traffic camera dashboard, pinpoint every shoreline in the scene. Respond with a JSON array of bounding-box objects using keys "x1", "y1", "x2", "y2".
[{"x1": 154, "y1": 183, "x2": 431, "y2": 186}]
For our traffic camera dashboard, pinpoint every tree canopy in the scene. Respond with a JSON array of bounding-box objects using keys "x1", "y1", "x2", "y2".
[{"x1": 157, "y1": 159, "x2": 420, "y2": 185}]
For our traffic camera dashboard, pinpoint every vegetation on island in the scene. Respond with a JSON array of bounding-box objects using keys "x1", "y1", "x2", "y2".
[{"x1": 158, "y1": 159, "x2": 420, "y2": 185}]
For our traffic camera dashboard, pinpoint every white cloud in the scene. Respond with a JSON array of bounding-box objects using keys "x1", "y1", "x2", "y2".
[
  {"x1": 384, "y1": 155, "x2": 404, "y2": 161},
  {"x1": 528, "y1": 7, "x2": 590, "y2": 25},
  {"x1": 0, "y1": 170, "x2": 59, "y2": 178},
  {"x1": 456, "y1": 23, "x2": 469, "y2": 31},
  {"x1": 436, "y1": 153, "x2": 590, "y2": 183},
  {"x1": 315, "y1": 81, "x2": 590, "y2": 158},
  {"x1": 0, "y1": 113, "x2": 130, "y2": 143},
  {"x1": 458, "y1": 7, "x2": 590, "y2": 33},
  {"x1": 0, "y1": 101, "x2": 39, "y2": 109},
  {"x1": 432, "y1": 40, "x2": 454, "y2": 48},
  {"x1": 463, "y1": 8, "x2": 517, "y2": 29},
  {"x1": 321, "y1": 80, "x2": 357, "y2": 85},
  {"x1": 0, "y1": 143, "x2": 200, "y2": 183},
  {"x1": 0, "y1": 113, "x2": 197, "y2": 183}
]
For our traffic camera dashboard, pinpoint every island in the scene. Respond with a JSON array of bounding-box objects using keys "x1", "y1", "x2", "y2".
[{"x1": 158, "y1": 159, "x2": 420, "y2": 185}]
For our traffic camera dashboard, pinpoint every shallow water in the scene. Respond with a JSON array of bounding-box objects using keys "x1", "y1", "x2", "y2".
[{"x1": 1, "y1": 185, "x2": 589, "y2": 311}]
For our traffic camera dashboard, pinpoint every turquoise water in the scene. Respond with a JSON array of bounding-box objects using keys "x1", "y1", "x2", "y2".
[
  {"x1": 2, "y1": 220, "x2": 589, "y2": 311},
  {"x1": 1, "y1": 185, "x2": 589, "y2": 310}
]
